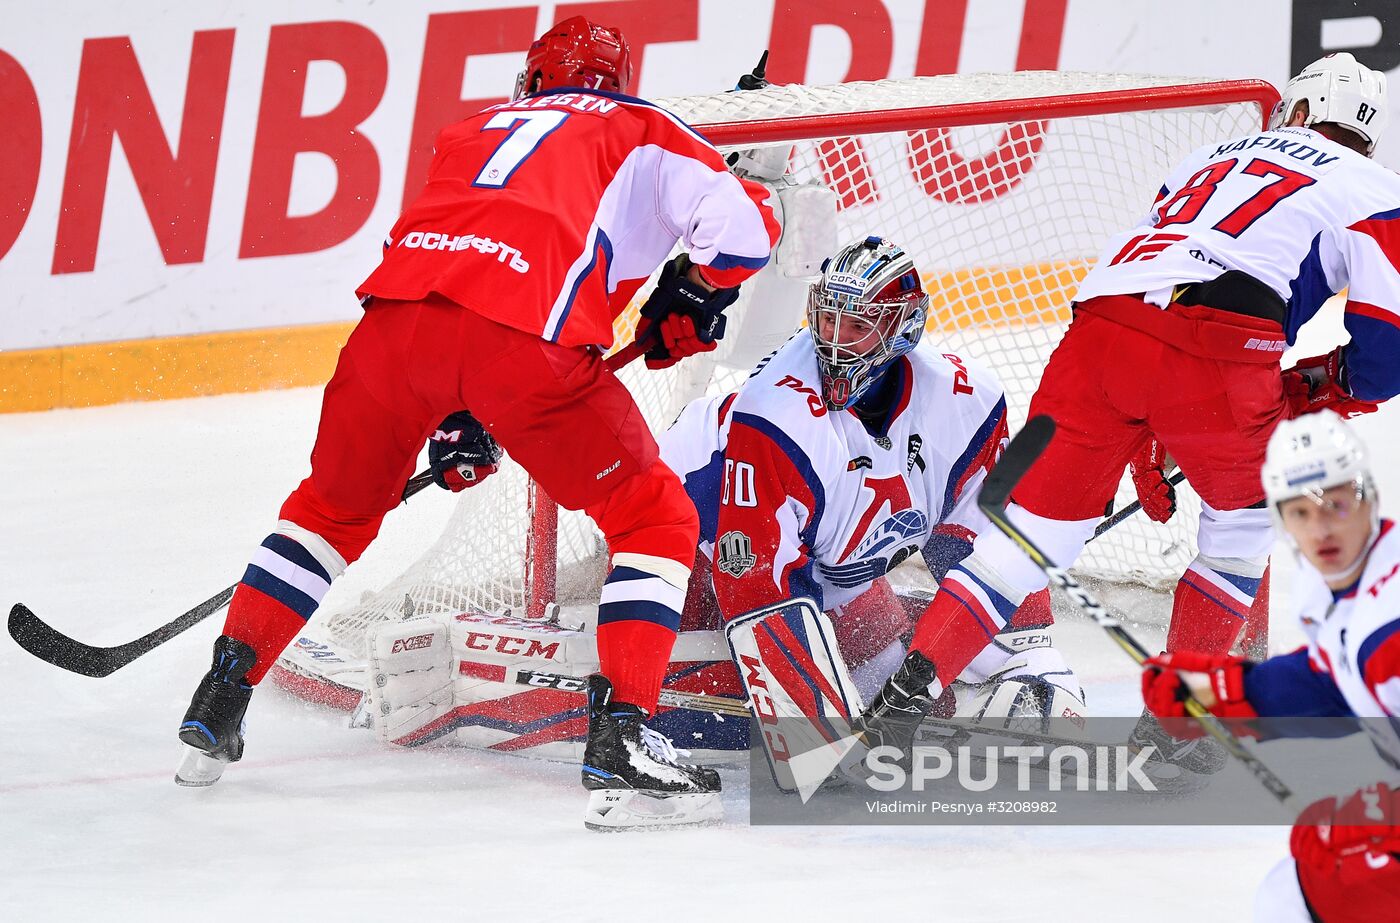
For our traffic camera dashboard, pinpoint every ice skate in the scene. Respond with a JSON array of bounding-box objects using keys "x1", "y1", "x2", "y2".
[
  {"x1": 855, "y1": 650, "x2": 939, "y2": 757},
  {"x1": 175, "y1": 635, "x2": 256, "y2": 787},
  {"x1": 1128, "y1": 711, "x2": 1227, "y2": 776},
  {"x1": 580, "y1": 675, "x2": 722, "y2": 831}
]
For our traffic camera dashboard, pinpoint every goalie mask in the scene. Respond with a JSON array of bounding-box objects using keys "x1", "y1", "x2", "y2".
[
  {"x1": 513, "y1": 16, "x2": 632, "y2": 100},
  {"x1": 807, "y1": 237, "x2": 930, "y2": 410}
]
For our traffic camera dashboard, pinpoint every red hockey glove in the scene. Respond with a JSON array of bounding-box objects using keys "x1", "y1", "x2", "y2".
[
  {"x1": 1282, "y1": 347, "x2": 1380, "y2": 420},
  {"x1": 643, "y1": 313, "x2": 720, "y2": 371},
  {"x1": 1141, "y1": 650, "x2": 1258, "y2": 737},
  {"x1": 638, "y1": 254, "x2": 738, "y2": 370},
  {"x1": 427, "y1": 411, "x2": 502, "y2": 492},
  {"x1": 1291, "y1": 783, "x2": 1400, "y2": 879},
  {"x1": 1128, "y1": 437, "x2": 1176, "y2": 524}
]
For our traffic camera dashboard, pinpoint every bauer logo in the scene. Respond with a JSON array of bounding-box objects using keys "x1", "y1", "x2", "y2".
[
  {"x1": 391, "y1": 633, "x2": 435, "y2": 654},
  {"x1": 1242, "y1": 337, "x2": 1286, "y2": 352}
]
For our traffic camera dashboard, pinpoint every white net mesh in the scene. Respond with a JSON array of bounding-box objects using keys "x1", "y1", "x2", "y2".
[{"x1": 310, "y1": 73, "x2": 1269, "y2": 660}]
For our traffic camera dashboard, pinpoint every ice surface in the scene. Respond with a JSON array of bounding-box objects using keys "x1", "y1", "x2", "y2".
[{"x1": 3, "y1": 301, "x2": 1391, "y2": 920}]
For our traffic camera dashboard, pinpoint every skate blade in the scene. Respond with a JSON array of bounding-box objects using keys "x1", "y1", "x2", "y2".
[
  {"x1": 584, "y1": 789, "x2": 724, "y2": 831},
  {"x1": 174, "y1": 744, "x2": 229, "y2": 787}
]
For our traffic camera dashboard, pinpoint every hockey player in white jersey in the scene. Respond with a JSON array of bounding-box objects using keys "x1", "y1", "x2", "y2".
[
  {"x1": 858, "y1": 53, "x2": 1400, "y2": 767},
  {"x1": 1141, "y1": 413, "x2": 1400, "y2": 921},
  {"x1": 660, "y1": 236, "x2": 1087, "y2": 726}
]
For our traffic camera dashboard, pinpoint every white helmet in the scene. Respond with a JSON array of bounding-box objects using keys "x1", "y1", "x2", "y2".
[
  {"x1": 1270, "y1": 52, "x2": 1389, "y2": 155},
  {"x1": 1263, "y1": 411, "x2": 1372, "y2": 504}
]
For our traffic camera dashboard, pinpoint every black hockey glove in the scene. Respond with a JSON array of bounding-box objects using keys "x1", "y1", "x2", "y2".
[
  {"x1": 427, "y1": 410, "x2": 502, "y2": 492},
  {"x1": 637, "y1": 254, "x2": 739, "y2": 370}
]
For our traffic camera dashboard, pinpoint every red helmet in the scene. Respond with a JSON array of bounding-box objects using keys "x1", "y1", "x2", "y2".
[{"x1": 513, "y1": 16, "x2": 632, "y2": 100}]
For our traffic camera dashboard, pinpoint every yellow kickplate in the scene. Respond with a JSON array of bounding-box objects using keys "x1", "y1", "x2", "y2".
[{"x1": 0, "y1": 322, "x2": 356, "y2": 414}]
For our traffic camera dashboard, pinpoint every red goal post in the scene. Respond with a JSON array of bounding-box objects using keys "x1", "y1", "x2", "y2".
[{"x1": 299, "y1": 72, "x2": 1281, "y2": 675}]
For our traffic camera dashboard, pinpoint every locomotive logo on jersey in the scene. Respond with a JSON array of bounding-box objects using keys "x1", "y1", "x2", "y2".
[
  {"x1": 717, "y1": 530, "x2": 758, "y2": 577},
  {"x1": 818, "y1": 509, "x2": 930, "y2": 588},
  {"x1": 906, "y1": 435, "x2": 924, "y2": 473}
]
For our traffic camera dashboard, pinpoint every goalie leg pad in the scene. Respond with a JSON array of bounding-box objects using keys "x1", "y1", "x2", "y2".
[
  {"x1": 366, "y1": 616, "x2": 455, "y2": 747},
  {"x1": 959, "y1": 629, "x2": 1088, "y2": 736},
  {"x1": 725, "y1": 598, "x2": 863, "y2": 792}
]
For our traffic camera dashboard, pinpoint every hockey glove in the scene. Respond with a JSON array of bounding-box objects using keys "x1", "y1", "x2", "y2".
[
  {"x1": 1128, "y1": 436, "x2": 1176, "y2": 524},
  {"x1": 1291, "y1": 783, "x2": 1400, "y2": 879},
  {"x1": 1282, "y1": 347, "x2": 1380, "y2": 420},
  {"x1": 1140, "y1": 650, "x2": 1259, "y2": 737},
  {"x1": 637, "y1": 254, "x2": 739, "y2": 370},
  {"x1": 427, "y1": 410, "x2": 502, "y2": 492}
]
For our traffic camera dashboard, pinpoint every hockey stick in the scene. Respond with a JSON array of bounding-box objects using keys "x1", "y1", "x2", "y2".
[
  {"x1": 978, "y1": 415, "x2": 1296, "y2": 806},
  {"x1": 513, "y1": 667, "x2": 1167, "y2": 777},
  {"x1": 8, "y1": 472, "x2": 438, "y2": 678},
  {"x1": 1092, "y1": 469, "x2": 1187, "y2": 539}
]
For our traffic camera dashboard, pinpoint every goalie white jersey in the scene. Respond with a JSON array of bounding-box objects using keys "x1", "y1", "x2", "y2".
[{"x1": 660, "y1": 334, "x2": 1007, "y2": 619}]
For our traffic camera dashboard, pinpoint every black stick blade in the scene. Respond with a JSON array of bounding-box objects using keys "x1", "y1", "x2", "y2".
[
  {"x1": 980, "y1": 414, "x2": 1056, "y2": 515},
  {"x1": 8, "y1": 604, "x2": 120, "y2": 677}
]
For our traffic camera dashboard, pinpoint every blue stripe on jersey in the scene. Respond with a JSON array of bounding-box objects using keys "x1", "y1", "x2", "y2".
[
  {"x1": 941, "y1": 396, "x2": 1008, "y2": 521},
  {"x1": 1356, "y1": 617, "x2": 1400, "y2": 682},
  {"x1": 240, "y1": 564, "x2": 319, "y2": 620},
  {"x1": 682, "y1": 449, "x2": 725, "y2": 546},
  {"x1": 788, "y1": 561, "x2": 825, "y2": 611},
  {"x1": 708, "y1": 251, "x2": 771, "y2": 271},
  {"x1": 1285, "y1": 231, "x2": 1336, "y2": 344},
  {"x1": 596, "y1": 598, "x2": 682, "y2": 632},
  {"x1": 1242, "y1": 648, "x2": 1355, "y2": 723},
  {"x1": 729, "y1": 412, "x2": 826, "y2": 550},
  {"x1": 549, "y1": 227, "x2": 613, "y2": 343},
  {"x1": 1363, "y1": 205, "x2": 1400, "y2": 223},
  {"x1": 261, "y1": 533, "x2": 330, "y2": 583},
  {"x1": 1342, "y1": 312, "x2": 1400, "y2": 401}
]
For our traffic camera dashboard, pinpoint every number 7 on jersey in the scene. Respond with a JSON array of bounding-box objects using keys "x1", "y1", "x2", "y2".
[{"x1": 473, "y1": 110, "x2": 569, "y2": 188}]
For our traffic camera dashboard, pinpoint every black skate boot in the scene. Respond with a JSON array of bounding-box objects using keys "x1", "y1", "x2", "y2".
[
  {"x1": 856, "y1": 650, "x2": 939, "y2": 759},
  {"x1": 1128, "y1": 710, "x2": 1228, "y2": 775},
  {"x1": 175, "y1": 635, "x2": 256, "y2": 787},
  {"x1": 581, "y1": 674, "x2": 722, "y2": 830}
]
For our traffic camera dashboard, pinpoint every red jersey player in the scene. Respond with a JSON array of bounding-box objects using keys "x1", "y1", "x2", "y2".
[
  {"x1": 174, "y1": 17, "x2": 779, "y2": 829},
  {"x1": 857, "y1": 52, "x2": 1400, "y2": 769}
]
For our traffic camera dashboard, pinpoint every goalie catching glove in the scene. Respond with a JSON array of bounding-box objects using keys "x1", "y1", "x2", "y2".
[
  {"x1": 427, "y1": 410, "x2": 502, "y2": 491},
  {"x1": 1282, "y1": 347, "x2": 1380, "y2": 420},
  {"x1": 637, "y1": 254, "x2": 739, "y2": 370}
]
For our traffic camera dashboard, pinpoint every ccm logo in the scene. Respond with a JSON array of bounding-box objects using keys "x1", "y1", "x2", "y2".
[
  {"x1": 391, "y1": 633, "x2": 434, "y2": 654},
  {"x1": 464, "y1": 632, "x2": 560, "y2": 659},
  {"x1": 739, "y1": 654, "x2": 791, "y2": 762}
]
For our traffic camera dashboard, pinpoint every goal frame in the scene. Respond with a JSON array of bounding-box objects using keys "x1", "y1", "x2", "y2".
[{"x1": 517, "y1": 76, "x2": 1280, "y2": 619}]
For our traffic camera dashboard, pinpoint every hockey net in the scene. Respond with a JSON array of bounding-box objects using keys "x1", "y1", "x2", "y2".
[{"x1": 294, "y1": 71, "x2": 1278, "y2": 675}]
